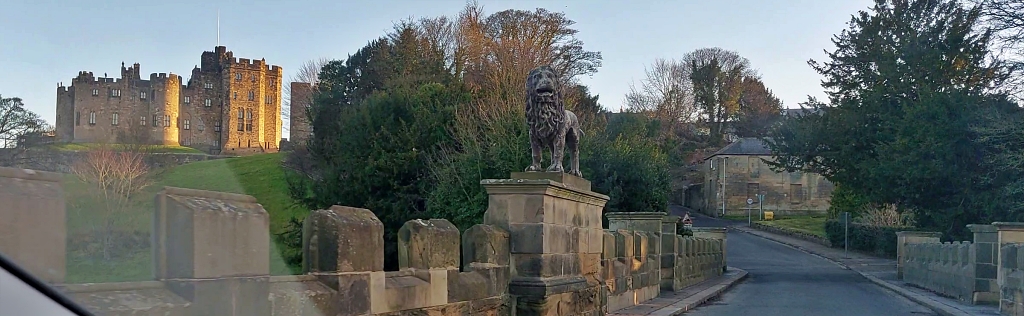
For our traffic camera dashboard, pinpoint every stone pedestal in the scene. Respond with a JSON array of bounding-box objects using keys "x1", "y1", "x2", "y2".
[
  {"x1": 0, "y1": 167, "x2": 65, "y2": 284},
  {"x1": 995, "y1": 222, "x2": 1024, "y2": 315},
  {"x1": 153, "y1": 187, "x2": 271, "y2": 316},
  {"x1": 481, "y1": 172, "x2": 608, "y2": 316},
  {"x1": 692, "y1": 227, "x2": 727, "y2": 272},
  {"x1": 895, "y1": 231, "x2": 942, "y2": 280}
]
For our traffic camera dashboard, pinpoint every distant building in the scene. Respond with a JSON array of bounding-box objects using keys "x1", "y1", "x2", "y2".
[
  {"x1": 688, "y1": 137, "x2": 834, "y2": 217},
  {"x1": 288, "y1": 82, "x2": 313, "y2": 147},
  {"x1": 54, "y1": 46, "x2": 283, "y2": 155}
]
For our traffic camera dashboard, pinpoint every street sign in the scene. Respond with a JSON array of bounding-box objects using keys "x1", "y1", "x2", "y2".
[{"x1": 746, "y1": 198, "x2": 754, "y2": 205}]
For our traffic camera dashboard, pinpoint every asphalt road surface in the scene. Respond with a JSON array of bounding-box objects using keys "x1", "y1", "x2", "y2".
[{"x1": 683, "y1": 213, "x2": 936, "y2": 316}]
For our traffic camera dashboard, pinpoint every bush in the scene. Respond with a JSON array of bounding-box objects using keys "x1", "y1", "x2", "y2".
[{"x1": 825, "y1": 220, "x2": 914, "y2": 258}]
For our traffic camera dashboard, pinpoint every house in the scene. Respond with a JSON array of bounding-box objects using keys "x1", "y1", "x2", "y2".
[{"x1": 686, "y1": 137, "x2": 834, "y2": 217}]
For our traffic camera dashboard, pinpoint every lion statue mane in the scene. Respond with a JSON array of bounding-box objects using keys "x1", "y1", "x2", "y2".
[{"x1": 524, "y1": 65, "x2": 583, "y2": 177}]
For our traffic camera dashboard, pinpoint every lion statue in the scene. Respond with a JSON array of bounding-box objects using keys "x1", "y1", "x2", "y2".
[{"x1": 524, "y1": 65, "x2": 583, "y2": 177}]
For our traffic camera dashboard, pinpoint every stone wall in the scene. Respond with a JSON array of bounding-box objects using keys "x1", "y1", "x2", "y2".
[
  {"x1": 0, "y1": 148, "x2": 229, "y2": 173},
  {"x1": 0, "y1": 168, "x2": 731, "y2": 316},
  {"x1": 899, "y1": 226, "x2": 998, "y2": 305}
]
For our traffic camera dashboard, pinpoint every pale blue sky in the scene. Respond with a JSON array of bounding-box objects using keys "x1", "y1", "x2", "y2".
[{"x1": 1, "y1": 0, "x2": 871, "y2": 136}]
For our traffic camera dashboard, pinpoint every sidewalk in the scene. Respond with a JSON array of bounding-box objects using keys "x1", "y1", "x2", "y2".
[
  {"x1": 610, "y1": 268, "x2": 748, "y2": 316},
  {"x1": 735, "y1": 225, "x2": 999, "y2": 316}
]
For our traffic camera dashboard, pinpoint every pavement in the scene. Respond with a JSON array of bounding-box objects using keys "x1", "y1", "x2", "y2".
[
  {"x1": 675, "y1": 207, "x2": 999, "y2": 316},
  {"x1": 610, "y1": 268, "x2": 748, "y2": 316}
]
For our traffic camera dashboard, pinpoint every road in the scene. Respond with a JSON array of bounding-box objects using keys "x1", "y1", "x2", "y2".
[{"x1": 682, "y1": 212, "x2": 936, "y2": 316}]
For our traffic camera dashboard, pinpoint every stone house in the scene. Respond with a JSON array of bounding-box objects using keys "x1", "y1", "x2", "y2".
[{"x1": 687, "y1": 137, "x2": 834, "y2": 217}]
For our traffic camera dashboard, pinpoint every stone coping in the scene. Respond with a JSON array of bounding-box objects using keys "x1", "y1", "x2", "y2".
[
  {"x1": 691, "y1": 227, "x2": 727, "y2": 233},
  {"x1": 966, "y1": 224, "x2": 997, "y2": 233},
  {"x1": 993, "y1": 222, "x2": 1024, "y2": 230},
  {"x1": 480, "y1": 178, "x2": 610, "y2": 202},
  {"x1": 663, "y1": 215, "x2": 680, "y2": 223},
  {"x1": 162, "y1": 186, "x2": 258, "y2": 203},
  {"x1": 0, "y1": 166, "x2": 62, "y2": 182},
  {"x1": 605, "y1": 212, "x2": 668, "y2": 221},
  {"x1": 510, "y1": 171, "x2": 591, "y2": 191},
  {"x1": 58, "y1": 281, "x2": 166, "y2": 293},
  {"x1": 895, "y1": 231, "x2": 943, "y2": 237}
]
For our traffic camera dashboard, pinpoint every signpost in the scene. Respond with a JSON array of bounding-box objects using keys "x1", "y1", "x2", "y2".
[
  {"x1": 841, "y1": 212, "x2": 850, "y2": 257},
  {"x1": 746, "y1": 198, "x2": 754, "y2": 225}
]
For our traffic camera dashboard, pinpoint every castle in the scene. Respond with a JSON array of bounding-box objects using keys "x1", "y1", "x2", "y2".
[{"x1": 55, "y1": 46, "x2": 283, "y2": 155}]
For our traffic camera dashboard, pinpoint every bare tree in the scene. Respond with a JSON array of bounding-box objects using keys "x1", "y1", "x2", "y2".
[
  {"x1": 0, "y1": 95, "x2": 49, "y2": 167},
  {"x1": 975, "y1": 0, "x2": 1024, "y2": 98},
  {"x1": 624, "y1": 58, "x2": 700, "y2": 136},
  {"x1": 282, "y1": 57, "x2": 331, "y2": 136},
  {"x1": 71, "y1": 145, "x2": 151, "y2": 260}
]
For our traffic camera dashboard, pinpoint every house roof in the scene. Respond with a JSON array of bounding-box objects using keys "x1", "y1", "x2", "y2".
[{"x1": 704, "y1": 137, "x2": 772, "y2": 159}]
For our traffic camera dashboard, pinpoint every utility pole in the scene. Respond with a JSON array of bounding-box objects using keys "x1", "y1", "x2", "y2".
[{"x1": 721, "y1": 157, "x2": 727, "y2": 217}]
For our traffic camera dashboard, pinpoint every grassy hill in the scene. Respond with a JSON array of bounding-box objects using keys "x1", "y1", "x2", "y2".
[
  {"x1": 50, "y1": 142, "x2": 205, "y2": 154},
  {"x1": 65, "y1": 153, "x2": 307, "y2": 283}
]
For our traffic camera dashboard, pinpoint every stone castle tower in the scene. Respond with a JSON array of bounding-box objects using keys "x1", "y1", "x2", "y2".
[{"x1": 54, "y1": 46, "x2": 283, "y2": 155}]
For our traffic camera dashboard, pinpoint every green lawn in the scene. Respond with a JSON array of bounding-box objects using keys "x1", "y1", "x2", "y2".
[
  {"x1": 65, "y1": 153, "x2": 307, "y2": 283},
  {"x1": 49, "y1": 142, "x2": 205, "y2": 154},
  {"x1": 757, "y1": 216, "x2": 827, "y2": 238}
]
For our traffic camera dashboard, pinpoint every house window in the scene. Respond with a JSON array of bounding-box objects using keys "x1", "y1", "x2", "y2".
[
  {"x1": 198, "y1": 122, "x2": 205, "y2": 132},
  {"x1": 235, "y1": 73, "x2": 242, "y2": 81},
  {"x1": 75, "y1": 112, "x2": 81, "y2": 126},
  {"x1": 214, "y1": 121, "x2": 221, "y2": 132},
  {"x1": 245, "y1": 109, "x2": 253, "y2": 131},
  {"x1": 204, "y1": 83, "x2": 213, "y2": 89},
  {"x1": 88, "y1": 112, "x2": 96, "y2": 125},
  {"x1": 248, "y1": 91, "x2": 254, "y2": 101},
  {"x1": 111, "y1": 112, "x2": 119, "y2": 126},
  {"x1": 237, "y1": 110, "x2": 244, "y2": 131},
  {"x1": 184, "y1": 96, "x2": 191, "y2": 104},
  {"x1": 204, "y1": 99, "x2": 211, "y2": 107},
  {"x1": 163, "y1": 115, "x2": 170, "y2": 128},
  {"x1": 746, "y1": 183, "x2": 759, "y2": 201},
  {"x1": 790, "y1": 184, "x2": 803, "y2": 204},
  {"x1": 110, "y1": 89, "x2": 121, "y2": 97},
  {"x1": 140, "y1": 116, "x2": 146, "y2": 126},
  {"x1": 183, "y1": 119, "x2": 190, "y2": 130},
  {"x1": 140, "y1": 91, "x2": 147, "y2": 99},
  {"x1": 91, "y1": 89, "x2": 98, "y2": 96},
  {"x1": 749, "y1": 157, "x2": 761, "y2": 178}
]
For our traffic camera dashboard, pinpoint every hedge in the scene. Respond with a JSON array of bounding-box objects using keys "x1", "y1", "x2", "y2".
[{"x1": 824, "y1": 220, "x2": 915, "y2": 258}]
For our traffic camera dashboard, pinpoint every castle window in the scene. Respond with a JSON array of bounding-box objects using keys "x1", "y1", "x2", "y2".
[
  {"x1": 248, "y1": 91, "x2": 254, "y2": 101},
  {"x1": 251, "y1": 75, "x2": 256, "y2": 82},
  {"x1": 89, "y1": 112, "x2": 96, "y2": 125},
  {"x1": 75, "y1": 112, "x2": 81, "y2": 126},
  {"x1": 183, "y1": 119, "x2": 190, "y2": 130},
  {"x1": 163, "y1": 115, "x2": 170, "y2": 128},
  {"x1": 110, "y1": 89, "x2": 121, "y2": 97},
  {"x1": 140, "y1": 92, "x2": 147, "y2": 99},
  {"x1": 233, "y1": 92, "x2": 238, "y2": 100},
  {"x1": 235, "y1": 73, "x2": 242, "y2": 81},
  {"x1": 245, "y1": 110, "x2": 253, "y2": 132},
  {"x1": 215, "y1": 121, "x2": 221, "y2": 132},
  {"x1": 91, "y1": 89, "x2": 98, "y2": 96},
  {"x1": 237, "y1": 110, "x2": 244, "y2": 131},
  {"x1": 204, "y1": 83, "x2": 213, "y2": 89},
  {"x1": 213, "y1": 139, "x2": 220, "y2": 147},
  {"x1": 184, "y1": 138, "x2": 191, "y2": 146},
  {"x1": 203, "y1": 99, "x2": 211, "y2": 107},
  {"x1": 184, "y1": 96, "x2": 191, "y2": 104},
  {"x1": 111, "y1": 113, "x2": 119, "y2": 126},
  {"x1": 140, "y1": 116, "x2": 146, "y2": 126}
]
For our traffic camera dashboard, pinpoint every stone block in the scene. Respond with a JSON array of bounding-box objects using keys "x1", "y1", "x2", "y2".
[
  {"x1": 601, "y1": 231, "x2": 616, "y2": 260},
  {"x1": 0, "y1": 167, "x2": 65, "y2": 283},
  {"x1": 165, "y1": 276, "x2": 270, "y2": 316},
  {"x1": 154, "y1": 187, "x2": 269, "y2": 279},
  {"x1": 462, "y1": 224, "x2": 510, "y2": 267},
  {"x1": 606, "y1": 212, "x2": 667, "y2": 233},
  {"x1": 513, "y1": 253, "x2": 581, "y2": 278},
  {"x1": 509, "y1": 223, "x2": 572, "y2": 254},
  {"x1": 398, "y1": 219, "x2": 460, "y2": 270},
  {"x1": 614, "y1": 230, "x2": 634, "y2": 258},
  {"x1": 380, "y1": 274, "x2": 432, "y2": 312},
  {"x1": 312, "y1": 272, "x2": 371, "y2": 315},
  {"x1": 302, "y1": 205, "x2": 383, "y2": 273}
]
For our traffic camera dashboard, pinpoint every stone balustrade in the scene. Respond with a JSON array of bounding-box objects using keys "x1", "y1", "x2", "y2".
[
  {"x1": 903, "y1": 241, "x2": 975, "y2": 301},
  {"x1": 0, "y1": 167, "x2": 730, "y2": 316}
]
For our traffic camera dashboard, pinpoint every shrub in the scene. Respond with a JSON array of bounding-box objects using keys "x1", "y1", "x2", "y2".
[{"x1": 825, "y1": 220, "x2": 915, "y2": 258}]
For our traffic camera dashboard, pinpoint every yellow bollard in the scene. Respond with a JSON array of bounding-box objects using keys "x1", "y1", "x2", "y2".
[{"x1": 764, "y1": 211, "x2": 774, "y2": 221}]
